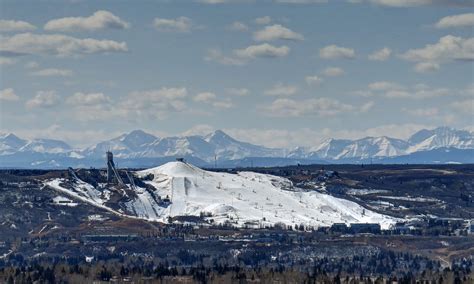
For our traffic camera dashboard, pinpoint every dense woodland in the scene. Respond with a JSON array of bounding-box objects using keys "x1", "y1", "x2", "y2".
[{"x1": 0, "y1": 251, "x2": 473, "y2": 283}]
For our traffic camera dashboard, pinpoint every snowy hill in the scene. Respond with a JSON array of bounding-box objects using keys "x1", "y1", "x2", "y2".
[{"x1": 46, "y1": 161, "x2": 396, "y2": 228}]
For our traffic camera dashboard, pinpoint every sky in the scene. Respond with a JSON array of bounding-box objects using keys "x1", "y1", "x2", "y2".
[{"x1": 0, "y1": 0, "x2": 473, "y2": 149}]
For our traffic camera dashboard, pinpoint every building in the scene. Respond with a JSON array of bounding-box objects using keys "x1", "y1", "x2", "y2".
[
  {"x1": 330, "y1": 223, "x2": 348, "y2": 233},
  {"x1": 350, "y1": 223, "x2": 381, "y2": 234}
]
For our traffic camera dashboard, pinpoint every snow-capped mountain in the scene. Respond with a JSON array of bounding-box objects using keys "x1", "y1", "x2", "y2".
[
  {"x1": 306, "y1": 138, "x2": 353, "y2": 160},
  {"x1": 407, "y1": 127, "x2": 474, "y2": 153},
  {"x1": 0, "y1": 133, "x2": 27, "y2": 155},
  {"x1": 0, "y1": 133, "x2": 71, "y2": 155},
  {"x1": 1, "y1": 126, "x2": 473, "y2": 168},
  {"x1": 46, "y1": 161, "x2": 397, "y2": 228},
  {"x1": 19, "y1": 139, "x2": 72, "y2": 154},
  {"x1": 307, "y1": 137, "x2": 410, "y2": 160},
  {"x1": 204, "y1": 130, "x2": 284, "y2": 161},
  {"x1": 81, "y1": 130, "x2": 158, "y2": 158},
  {"x1": 145, "y1": 135, "x2": 215, "y2": 161},
  {"x1": 81, "y1": 130, "x2": 283, "y2": 163}
]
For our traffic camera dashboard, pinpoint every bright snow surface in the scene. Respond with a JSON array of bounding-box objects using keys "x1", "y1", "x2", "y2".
[
  {"x1": 136, "y1": 162, "x2": 396, "y2": 228},
  {"x1": 46, "y1": 161, "x2": 396, "y2": 228}
]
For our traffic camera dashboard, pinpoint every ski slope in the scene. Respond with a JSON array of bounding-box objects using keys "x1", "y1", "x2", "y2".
[
  {"x1": 44, "y1": 161, "x2": 397, "y2": 228},
  {"x1": 136, "y1": 162, "x2": 396, "y2": 228}
]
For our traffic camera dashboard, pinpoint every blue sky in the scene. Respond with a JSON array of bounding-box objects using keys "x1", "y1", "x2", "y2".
[{"x1": 0, "y1": 0, "x2": 473, "y2": 148}]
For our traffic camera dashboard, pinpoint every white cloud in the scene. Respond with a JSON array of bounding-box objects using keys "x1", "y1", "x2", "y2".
[
  {"x1": 193, "y1": 92, "x2": 234, "y2": 109},
  {"x1": 368, "y1": 47, "x2": 392, "y2": 61},
  {"x1": 197, "y1": 0, "x2": 229, "y2": 3},
  {"x1": 57, "y1": 88, "x2": 191, "y2": 123},
  {"x1": 44, "y1": 10, "x2": 130, "y2": 32},
  {"x1": 368, "y1": 81, "x2": 402, "y2": 91},
  {"x1": 253, "y1": 24, "x2": 304, "y2": 41},
  {"x1": 402, "y1": 107, "x2": 439, "y2": 116},
  {"x1": 111, "y1": 87, "x2": 189, "y2": 121},
  {"x1": 234, "y1": 43, "x2": 290, "y2": 58},
  {"x1": 212, "y1": 99, "x2": 234, "y2": 109},
  {"x1": 305, "y1": 75, "x2": 323, "y2": 86},
  {"x1": 194, "y1": 92, "x2": 217, "y2": 102},
  {"x1": 0, "y1": 33, "x2": 128, "y2": 57},
  {"x1": 204, "y1": 49, "x2": 246, "y2": 65},
  {"x1": 255, "y1": 16, "x2": 271, "y2": 25},
  {"x1": 407, "y1": 85, "x2": 451, "y2": 99},
  {"x1": 207, "y1": 44, "x2": 290, "y2": 66},
  {"x1": 460, "y1": 84, "x2": 474, "y2": 97},
  {"x1": 384, "y1": 90, "x2": 411, "y2": 98},
  {"x1": 0, "y1": 57, "x2": 15, "y2": 65},
  {"x1": 451, "y1": 99, "x2": 473, "y2": 114},
  {"x1": 360, "y1": 101, "x2": 375, "y2": 113},
  {"x1": 124, "y1": 87, "x2": 187, "y2": 110},
  {"x1": 351, "y1": 0, "x2": 474, "y2": 7},
  {"x1": 153, "y1": 17, "x2": 193, "y2": 32},
  {"x1": 197, "y1": 0, "x2": 255, "y2": 3},
  {"x1": 0, "y1": 20, "x2": 36, "y2": 32},
  {"x1": 30, "y1": 68, "x2": 73, "y2": 77},
  {"x1": 320, "y1": 44, "x2": 355, "y2": 59},
  {"x1": 66, "y1": 92, "x2": 111, "y2": 106},
  {"x1": 229, "y1": 21, "x2": 248, "y2": 31},
  {"x1": 435, "y1": 13, "x2": 474, "y2": 28},
  {"x1": 129, "y1": 87, "x2": 187, "y2": 101},
  {"x1": 26, "y1": 90, "x2": 59, "y2": 109},
  {"x1": 274, "y1": 0, "x2": 328, "y2": 3},
  {"x1": 25, "y1": 61, "x2": 39, "y2": 69},
  {"x1": 401, "y1": 35, "x2": 474, "y2": 71},
  {"x1": 369, "y1": 0, "x2": 431, "y2": 7},
  {"x1": 227, "y1": 88, "x2": 249, "y2": 96},
  {"x1": 414, "y1": 61, "x2": 440, "y2": 73},
  {"x1": 364, "y1": 81, "x2": 451, "y2": 99},
  {"x1": 321, "y1": 67, "x2": 345, "y2": 77},
  {"x1": 0, "y1": 88, "x2": 19, "y2": 101},
  {"x1": 264, "y1": 83, "x2": 298, "y2": 96},
  {"x1": 263, "y1": 97, "x2": 356, "y2": 117}
]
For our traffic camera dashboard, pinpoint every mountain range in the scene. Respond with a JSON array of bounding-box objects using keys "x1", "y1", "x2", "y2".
[{"x1": 0, "y1": 127, "x2": 473, "y2": 168}]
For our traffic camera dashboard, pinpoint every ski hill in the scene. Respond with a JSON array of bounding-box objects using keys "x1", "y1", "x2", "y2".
[{"x1": 46, "y1": 161, "x2": 396, "y2": 229}]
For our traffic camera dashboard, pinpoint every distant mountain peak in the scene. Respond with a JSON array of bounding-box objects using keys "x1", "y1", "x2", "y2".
[
  {"x1": 204, "y1": 130, "x2": 240, "y2": 146},
  {"x1": 1, "y1": 126, "x2": 473, "y2": 167},
  {"x1": 206, "y1": 129, "x2": 233, "y2": 139},
  {"x1": 0, "y1": 132, "x2": 27, "y2": 152},
  {"x1": 19, "y1": 138, "x2": 72, "y2": 154},
  {"x1": 120, "y1": 129, "x2": 157, "y2": 139},
  {"x1": 118, "y1": 129, "x2": 158, "y2": 149}
]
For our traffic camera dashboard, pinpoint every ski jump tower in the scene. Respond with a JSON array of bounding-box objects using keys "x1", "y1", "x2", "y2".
[
  {"x1": 106, "y1": 151, "x2": 114, "y2": 182},
  {"x1": 106, "y1": 151, "x2": 124, "y2": 184}
]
